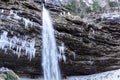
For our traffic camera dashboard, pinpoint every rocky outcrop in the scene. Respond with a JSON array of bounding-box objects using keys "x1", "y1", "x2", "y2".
[
  {"x1": 0, "y1": 67, "x2": 20, "y2": 80},
  {"x1": 0, "y1": 0, "x2": 120, "y2": 77}
]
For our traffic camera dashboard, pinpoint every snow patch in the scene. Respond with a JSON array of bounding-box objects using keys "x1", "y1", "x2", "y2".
[
  {"x1": 0, "y1": 67, "x2": 9, "y2": 72},
  {"x1": 101, "y1": 12, "x2": 120, "y2": 20},
  {"x1": 23, "y1": 18, "x2": 33, "y2": 29},
  {"x1": 8, "y1": 10, "x2": 33, "y2": 29},
  {"x1": 68, "y1": 69, "x2": 120, "y2": 80}
]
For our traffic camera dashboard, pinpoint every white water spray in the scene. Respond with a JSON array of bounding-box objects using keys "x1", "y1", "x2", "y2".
[{"x1": 42, "y1": 5, "x2": 61, "y2": 80}]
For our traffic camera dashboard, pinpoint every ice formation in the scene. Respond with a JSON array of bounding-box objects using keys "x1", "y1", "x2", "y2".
[
  {"x1": 0, "y1": 9, "x2": 4, "y2": 13},
  {"x1": 0, "y1": 31, "x2": 9, "y2": 49},
  {"x1": 58, "y1": 43, "x2": 66, "y2": 62},
  {"x1": 71, "y1": 51, "x2": 76, "y2": 59},
  {"x1": 9, "y1": 10, "x2": 33, "y2": 28},
  {"x1": 0, "y1": 31, "x2": 36, "y2": 60},
  {"x1": 23, "y1": 18, "x2": 33, "y2": 29}
]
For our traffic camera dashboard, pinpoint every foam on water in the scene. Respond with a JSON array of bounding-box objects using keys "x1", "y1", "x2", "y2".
[{"x1": 42, "y1": 5, "x2": 61, "y2": 80}]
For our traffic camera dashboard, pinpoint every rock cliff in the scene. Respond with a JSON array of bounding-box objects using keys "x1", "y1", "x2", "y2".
[{"x1": 0, "y1": 0, "x2": 120, "y2": 77}]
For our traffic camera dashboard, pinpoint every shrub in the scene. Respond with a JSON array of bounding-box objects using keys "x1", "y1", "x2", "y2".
[{"x1": 92, "y1": 1, "x2": 102, "y2": 13}]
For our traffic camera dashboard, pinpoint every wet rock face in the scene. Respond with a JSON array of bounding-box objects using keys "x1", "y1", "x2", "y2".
[{"x1": 0, "y1": 0, "x2": 120, "y2": 77}]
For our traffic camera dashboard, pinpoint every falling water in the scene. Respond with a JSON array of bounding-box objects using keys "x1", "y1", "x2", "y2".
[{"x1": 42, "y1": 5, "x2": 61, "y2": 80}]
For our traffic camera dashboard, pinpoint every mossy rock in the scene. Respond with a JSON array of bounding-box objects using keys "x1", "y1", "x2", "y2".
[{"x1": 5, "y1": 70, "x2": 20, "y2": 80}]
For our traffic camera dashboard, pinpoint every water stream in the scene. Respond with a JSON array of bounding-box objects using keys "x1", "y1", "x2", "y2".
[{"x1": 42, "y1": 5, "x2": 61, "y2": 80}]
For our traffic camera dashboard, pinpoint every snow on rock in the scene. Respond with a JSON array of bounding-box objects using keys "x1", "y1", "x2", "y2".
[
  {"x1": 23, "y1": 18, "x2": 33, "y2": 29},
  {"x1": 0, "y1": 67, "x2": 9, "y2": 73},
  {"x1": 8, "y1": 10, "x2": 34, "y2": 29},
  {"x1": 101, "y1": 12, "x2": 120, "y2": 20},
  {"x1": 68, "y1": 69, "x2": 120, "y2": 80}
]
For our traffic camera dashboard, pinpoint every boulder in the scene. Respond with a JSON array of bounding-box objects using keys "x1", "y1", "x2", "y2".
[{"x1": 0, "y1": 67, "x2": 20, "y2": 80}]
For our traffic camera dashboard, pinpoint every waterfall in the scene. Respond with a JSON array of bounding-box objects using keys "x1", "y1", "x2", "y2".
[{"x1": 42, "y1": 5, "x2": 61, "y2": 80}]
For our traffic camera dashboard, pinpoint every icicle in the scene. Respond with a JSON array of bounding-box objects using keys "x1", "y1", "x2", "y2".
[
  {"x1": 1, "y1": 9, "x2": 4, "y2": 13},
  {"x1": 0, "y1": 31, "x2": 9, "y2": 49},
  {"x1": 9, "y1": 40, "x2": 12, "y2": 49},
  {"x1": 9, "y1": 10, "x2": 34, "y2": 29},
  {"x1": 0, "y1": 31, "x2": 36, "y2": 60},
  {"x1": 71, "y1": 52, "x2": 76, "y2": 59},
  {"x1": 1, "y1": 31, "x2": 8, "y2": 40},
  {"x1": 4, "y1": 48, "x2": 7, "y2": 53},
  {"x1": 22, "y1": 41, "x2": 26, "y2": 48},
  {"x1": 23, "y1": 18, "x2": 33, "y2": 29},
  {"x1": 18, "y1": 46, "x2": 22, "y2": 54},
  {"x1": 58, "y1": 43, "x2": 66, "y2": 62},
  {"x1": 25, "y1": 47, "x2": 29, "y2": 56},
  {"x1": 27, "y1": 39, "x2": 36, "y2": 61}
]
